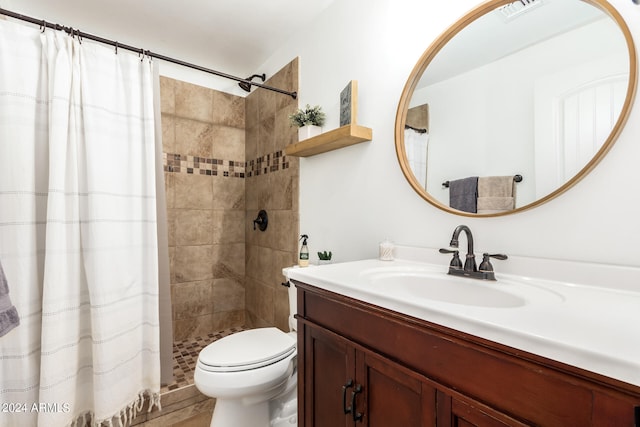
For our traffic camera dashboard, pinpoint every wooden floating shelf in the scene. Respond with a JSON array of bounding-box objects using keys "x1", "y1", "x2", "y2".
[{"x1": 284, "y1": 124, "x2": 373, "y2": 157}]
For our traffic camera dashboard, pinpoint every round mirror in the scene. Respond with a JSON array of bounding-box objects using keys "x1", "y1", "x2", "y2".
[{"x1": 395, "y1": 0, "x2": 637, "y2": 217}]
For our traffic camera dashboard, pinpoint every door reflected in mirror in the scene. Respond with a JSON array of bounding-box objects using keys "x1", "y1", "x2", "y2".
[{"x1": 396, "y1": 0, "x2": 637, "y2": 217}]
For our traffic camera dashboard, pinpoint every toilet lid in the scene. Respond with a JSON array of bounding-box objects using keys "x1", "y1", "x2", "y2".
[{"x1": 198, "y1": 327, "x2": 296, "y2": 372}]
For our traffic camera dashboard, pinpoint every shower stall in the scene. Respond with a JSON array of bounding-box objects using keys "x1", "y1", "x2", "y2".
[{"x1": 141, "y1": 61, "x2": 300, "y2": 425}]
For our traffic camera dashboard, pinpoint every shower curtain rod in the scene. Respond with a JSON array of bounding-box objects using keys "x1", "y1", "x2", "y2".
[{"x1": 0, "y1": 7, "x2": 298, "y2": 99}]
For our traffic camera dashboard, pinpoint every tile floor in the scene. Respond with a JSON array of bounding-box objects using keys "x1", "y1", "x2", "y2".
[
  {"x1": 132, "y1": 327, "x2": 247, "y2": 426},
  {"x1": 162, "y1": 326, "x2": 247, "y2": 393}
]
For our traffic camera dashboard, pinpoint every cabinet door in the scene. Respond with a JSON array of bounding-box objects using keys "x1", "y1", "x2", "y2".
[
  {"x1": 437, "y1": 391, "x2": 528, "y2": 427},
  {"x1": 302, "y1": 324, "x2": 356, "y2": 427},
  {"x1": 359, "y1": 351, "x2": 437, "y2": 427}
]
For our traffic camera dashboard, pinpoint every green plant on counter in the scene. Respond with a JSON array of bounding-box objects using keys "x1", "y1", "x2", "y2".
[
  {"x1": 289, "y1": 104, "x2": 326, "y2": 127},
  {"x1": 317, "y1": 250, "x2": 332, "y2": 261}
]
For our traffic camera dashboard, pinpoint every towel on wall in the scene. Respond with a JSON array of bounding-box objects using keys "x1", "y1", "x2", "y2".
[
  {"x1": 0, "y1": 258, "x2": 20, "y2": 337},
  {"x1": 449, "y1": 176, "x2": 478, "y2": 213},
  {"x1": 477, "y1": 176, "x2": 515, "y2": 214}
]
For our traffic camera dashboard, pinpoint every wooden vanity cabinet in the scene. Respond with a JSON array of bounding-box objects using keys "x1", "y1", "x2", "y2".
[
  {"x1": 295, "y1": 281, "x2": 640, "y2": 427},
  {"x1": 303, "y1": 323, "x2": 437, "y2": 426}
]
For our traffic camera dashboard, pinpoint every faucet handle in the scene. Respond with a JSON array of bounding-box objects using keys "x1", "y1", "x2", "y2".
[
  {"x1": 439, "y1": 248, "x2": 463, "y2": 269},
  {"x1": 479, "y1": 253, "x2": 508, "y2": 272}
]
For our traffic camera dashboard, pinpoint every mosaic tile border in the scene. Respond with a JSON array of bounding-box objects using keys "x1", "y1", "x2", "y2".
[
  {"x1": 163, "y1": 153, "x2": 245, "y2": 177},
  {"x1": 246, "y1": 151, "x2": 290, "y2": 178},
  {"x1": 163, "y1": 151, "x2": 290, "y2": 178}
]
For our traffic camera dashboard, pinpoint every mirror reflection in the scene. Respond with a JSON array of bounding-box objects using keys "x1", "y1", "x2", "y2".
[{"x1": 397, "y1": 0, "x2": 636, "y2": 216}]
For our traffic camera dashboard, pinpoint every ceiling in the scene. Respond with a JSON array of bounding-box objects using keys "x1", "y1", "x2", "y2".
[{"x1": 1, "y1": 0, "x2": 337, "y2": 80}]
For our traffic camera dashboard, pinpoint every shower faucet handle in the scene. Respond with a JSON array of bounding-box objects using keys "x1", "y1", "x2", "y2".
[{"x1": 252, "y1": 210, "x2": 268, "y2": 231}]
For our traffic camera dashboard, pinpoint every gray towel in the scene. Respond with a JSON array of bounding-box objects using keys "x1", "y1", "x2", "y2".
[
  {"x1": 0, "y1": 259, "x2": 20, "y2": 337},
  {"x1": 449, "y1": 176, "x2": 478, "y2": 213}
]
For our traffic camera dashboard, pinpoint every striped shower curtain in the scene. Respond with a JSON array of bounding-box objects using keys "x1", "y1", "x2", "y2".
[{"x1": 0, "y1": 18, "x2": 162, "y2": 426}]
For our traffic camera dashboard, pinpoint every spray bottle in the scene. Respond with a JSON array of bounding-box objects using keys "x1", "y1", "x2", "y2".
[{"x1": 299, "y1": 234, "x2": 309, "y2": 267}]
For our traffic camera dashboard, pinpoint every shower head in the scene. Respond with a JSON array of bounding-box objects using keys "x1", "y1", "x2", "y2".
[{"x1": 239, "y1": 73, "x2": 266, "y2": 92}]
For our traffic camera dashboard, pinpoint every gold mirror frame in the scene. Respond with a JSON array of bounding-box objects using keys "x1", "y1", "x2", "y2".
[{"x1": 395, "y1": 0, "x2": 637, "y2": 217}]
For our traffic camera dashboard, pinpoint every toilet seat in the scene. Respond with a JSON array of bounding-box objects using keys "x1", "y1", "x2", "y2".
[{"x1": 198, "y1": 327, "x2": 296, "y2": 373}]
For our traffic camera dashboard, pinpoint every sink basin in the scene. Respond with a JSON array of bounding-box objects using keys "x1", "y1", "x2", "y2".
[
  {"x1": 359, "y1": 266, "x2": 558, "y2": 308},
  {"x1": 286, "y1": 255, "x2": 640, "y2": 387}
]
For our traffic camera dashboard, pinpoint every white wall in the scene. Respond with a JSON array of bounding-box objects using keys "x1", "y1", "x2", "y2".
[{"x1": 258, "y1": 0, "x2": 640, "y2": 269}]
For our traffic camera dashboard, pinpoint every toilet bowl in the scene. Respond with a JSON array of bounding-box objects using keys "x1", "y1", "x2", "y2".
[{"x1": 194, "y1": 270, "x2": 299, "y2": 427}]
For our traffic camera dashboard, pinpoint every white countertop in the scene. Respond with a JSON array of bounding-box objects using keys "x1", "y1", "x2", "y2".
[{"x1": 286, "y1": 247, "x2": 640, "y2": 387}]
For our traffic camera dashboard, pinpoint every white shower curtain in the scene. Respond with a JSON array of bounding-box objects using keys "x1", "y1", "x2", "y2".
[{"x1": 0, "y1": 19, "x2": 161, "y2": 426}]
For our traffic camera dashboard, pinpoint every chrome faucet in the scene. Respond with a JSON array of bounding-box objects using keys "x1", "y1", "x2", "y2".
[{"x1": 439, "y1": 225, "x2": 507, "y2": 281}]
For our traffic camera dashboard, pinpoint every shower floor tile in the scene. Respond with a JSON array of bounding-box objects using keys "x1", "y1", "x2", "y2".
[{"x1": 162, "y1": 326, "x2": 246, "y2": 393}]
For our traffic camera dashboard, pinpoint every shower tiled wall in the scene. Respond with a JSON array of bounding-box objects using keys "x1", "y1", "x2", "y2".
[
  {"x1": 161, "y1": 77, "x2": 246, "y2": 341},
  {"x1": 160, "y1": 58, "x2": 299, "y2": 341},
  {"x1": 245, "y1": 58, "x2": 300, "y2": 331}
]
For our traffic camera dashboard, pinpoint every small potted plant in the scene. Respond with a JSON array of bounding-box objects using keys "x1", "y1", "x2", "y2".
[
  {"x1": 317, "y1": 250, "x2": 332, "y2": 265},
  {"x1": 289, "y1": 104, "x2": 326, "y2": 140}
]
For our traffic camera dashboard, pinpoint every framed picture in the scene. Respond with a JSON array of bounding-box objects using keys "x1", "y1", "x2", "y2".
[{"x1": 340, "y1": 80, "x2": 358, "y2": 126}]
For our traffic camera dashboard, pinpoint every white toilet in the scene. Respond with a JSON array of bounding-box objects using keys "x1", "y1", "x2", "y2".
[{"x1": 194, "y1": 276, "x2": 298, "y2": 427}]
